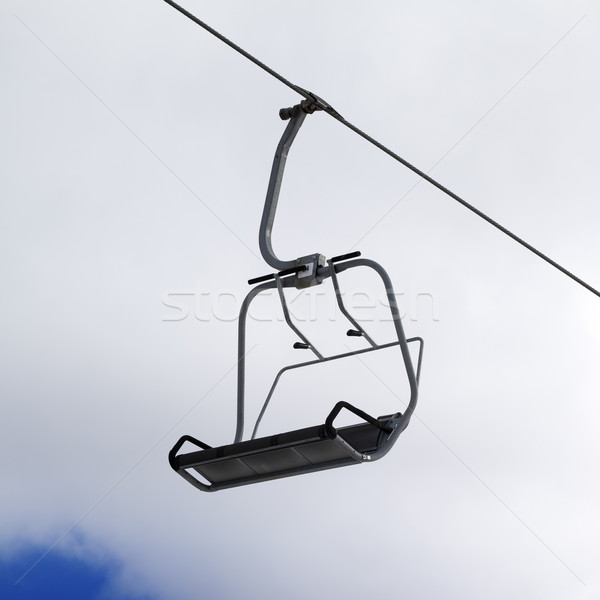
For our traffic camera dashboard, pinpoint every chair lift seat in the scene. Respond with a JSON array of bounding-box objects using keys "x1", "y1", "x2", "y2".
[
  {"x1": 167, "y1": 101, "x2": 422, "y2": 494},
  {"x1": 169, "y1": 401, "x2": 401, "y2": 492}
]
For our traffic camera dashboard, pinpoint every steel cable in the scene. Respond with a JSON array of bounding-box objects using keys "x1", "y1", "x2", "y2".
[{"x1": 162, "y1": 0, "x2": 599, "y2": 299}]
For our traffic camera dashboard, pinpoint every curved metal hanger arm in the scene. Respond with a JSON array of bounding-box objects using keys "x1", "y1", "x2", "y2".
[{"x1": 259, "y1": 103, "x2": 316, "y2": 271}]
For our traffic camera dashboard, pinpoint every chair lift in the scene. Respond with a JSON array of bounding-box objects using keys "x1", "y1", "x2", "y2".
[{"x1": 169, "y1": 98, "x2": 423, "y2": 492}]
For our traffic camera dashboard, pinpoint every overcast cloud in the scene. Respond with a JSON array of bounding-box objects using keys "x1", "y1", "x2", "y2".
[{"x1": 1, "y1": 1, "x2": 599, "y2": 598}]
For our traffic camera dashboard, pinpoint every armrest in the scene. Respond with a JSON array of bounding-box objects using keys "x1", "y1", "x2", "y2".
[
  {"x1": 169, "y1": 435, "x2": 211, "y2": 470},
  {"x1": 325, "y1": 401, "x2": 393, "y2": 435},
  {"x1": 169, "y1": 435, "x2": 215, "y2": 492}
]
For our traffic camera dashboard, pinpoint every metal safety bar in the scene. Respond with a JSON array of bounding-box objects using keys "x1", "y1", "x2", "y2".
[
  {"x1": 328, "y1": 257, "x2": 377, "y2": 348},
  {"x1": 275, "y1": 273, "x2": 323, "y2": 360},
  {"x1": 250, "y1": 337, "x2": 423, "y2": 440}
]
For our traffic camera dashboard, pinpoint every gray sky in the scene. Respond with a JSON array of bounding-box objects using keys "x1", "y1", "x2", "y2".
[{"x1": 1, "y1": 0, "x2": 599, "y2": 598}]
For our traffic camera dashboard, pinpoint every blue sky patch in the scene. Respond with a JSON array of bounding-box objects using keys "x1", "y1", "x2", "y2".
[{"x1": 0, "y1": 548, "x2": 154, "y2": 600}]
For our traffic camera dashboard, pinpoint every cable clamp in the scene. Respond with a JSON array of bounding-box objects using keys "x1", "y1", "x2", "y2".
[
  {"x1": 299, "y1": 88, "x2": 342, "y2": 118},
  {"x1": 279, "y1": 90, "x2": 342, "y2": 120}
]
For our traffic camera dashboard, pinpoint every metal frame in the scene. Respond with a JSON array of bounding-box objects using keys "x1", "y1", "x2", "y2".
[
  {"x1": 237, "y1": 101, "x2": 420, "y2": 446},
  {"x1": 170, "y1": 100, "x2": 422, "y2": 491},
  {"x1": 236, "y1": 258, "x2": 422, "y2": 453}
]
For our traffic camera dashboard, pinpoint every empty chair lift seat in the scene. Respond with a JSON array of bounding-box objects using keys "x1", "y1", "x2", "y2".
[{"x1": 169, "y1": 401, "x2": 403, "y2": 492}]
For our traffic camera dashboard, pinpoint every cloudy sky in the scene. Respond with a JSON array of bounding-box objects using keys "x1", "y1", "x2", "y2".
[{"x1": 1, "y1": 0, "x2": 599, "y2": 598}]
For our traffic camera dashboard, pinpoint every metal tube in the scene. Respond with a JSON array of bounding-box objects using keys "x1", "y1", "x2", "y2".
[
  {"x1": 275, "y1": 274, "x2": 323, "y2": 360},
  {"x1": 235, "y1": 275, "x2": 298, "y2": 443},
  {"x1": 251, "y1": 340, "x2": 403, "y2": 439},
  {"x1": 326, "y1": 258, "x2": 419, "y2": 458},
  {"x1": 258, "y1": 109, "x2": 308, "y2": 271},
  {"x1": 328, "y1": 259, "x2": 377, "y2": 348}
]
